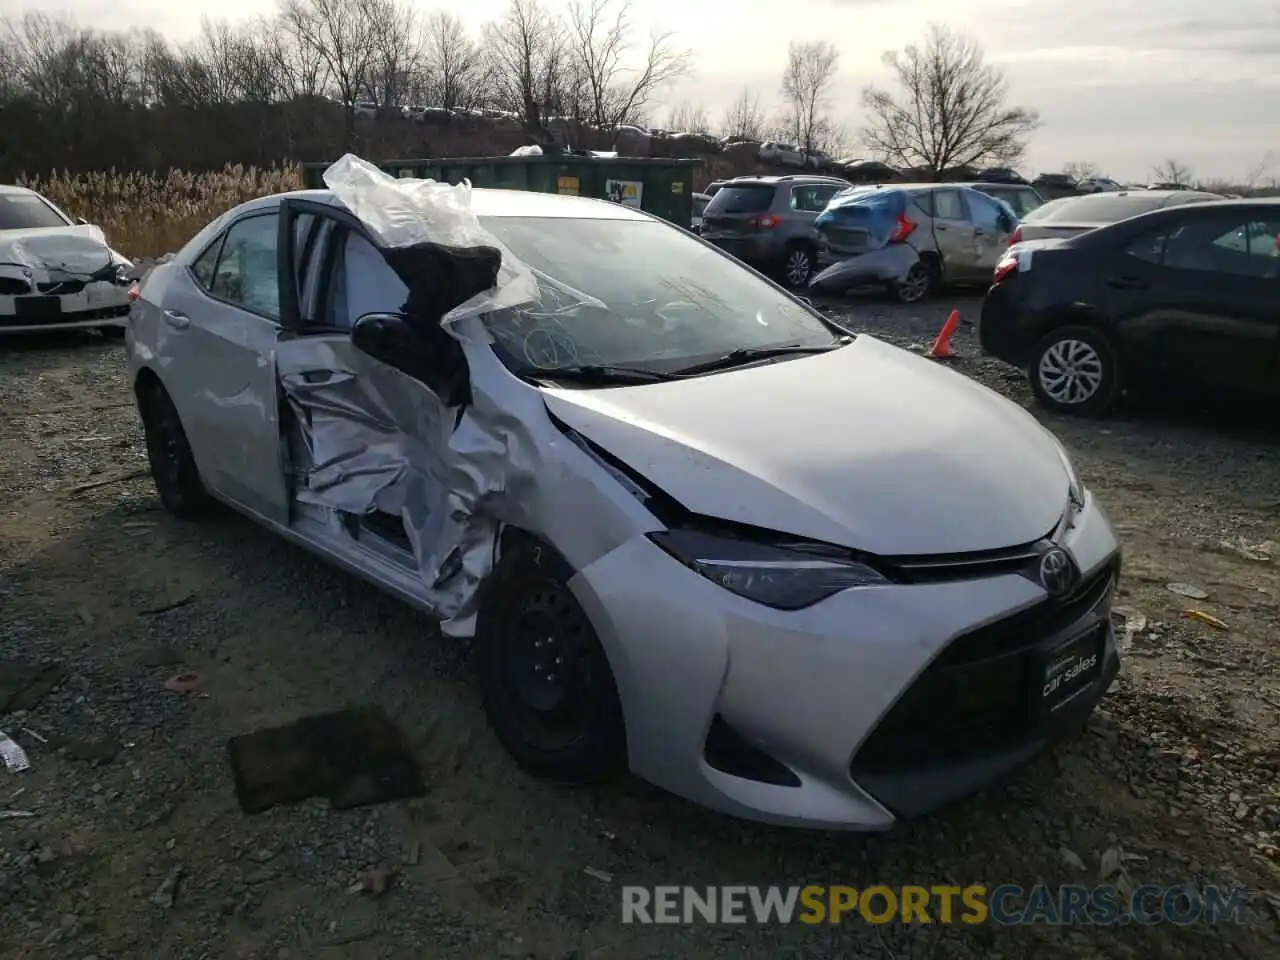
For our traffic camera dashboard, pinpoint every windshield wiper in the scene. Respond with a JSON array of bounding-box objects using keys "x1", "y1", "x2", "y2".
[
  {"x1": 670, "y1": 337, "x2": 852, "y2": 376},
  {"x1": 531, "y1": 364, "x2": 680, "y2": 385}
]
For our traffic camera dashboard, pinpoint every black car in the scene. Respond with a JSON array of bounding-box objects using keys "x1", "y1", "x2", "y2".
[{"x1": 979, "y1": 199, "x2": 1280, "y2": 416}]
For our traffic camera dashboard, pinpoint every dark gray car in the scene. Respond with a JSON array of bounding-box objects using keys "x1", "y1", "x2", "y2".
[
  {"x1": 1013, "y1": 189, "x2": 1224, "y2": 243},
  {"x1": 699, "y1": 175, "x2": 852, "y2": 287}
]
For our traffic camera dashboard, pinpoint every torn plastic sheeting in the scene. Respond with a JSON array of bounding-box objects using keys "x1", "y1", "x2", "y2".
[
  {"x1": 275, "y1": 336, "x2": 519, "y2": 620},
  {"x1": 0, "y1": 225, "x2": 117, "y2": 279},
  {"x1": 322, "y1": 154, "x2": 539, "y2": 329}
]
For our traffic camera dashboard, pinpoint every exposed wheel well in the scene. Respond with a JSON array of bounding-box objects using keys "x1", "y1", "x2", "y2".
[{"x1": 917, "y1": 249, "x2": 943, "y2": 276}]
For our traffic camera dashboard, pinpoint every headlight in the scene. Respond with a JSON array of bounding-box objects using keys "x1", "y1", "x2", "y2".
[{"x1": 649, "y1": 528, "x2": 888, "y2": 610}]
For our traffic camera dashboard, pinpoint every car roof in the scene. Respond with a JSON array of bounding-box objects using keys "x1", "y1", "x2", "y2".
[
  {"x1": 0, "y1": 184, "x2": 39, "y2": 196},
  {"x1": 723, "y1": 175, "x2": 849, "y2": 186},
  {"x1": 238, "y1": 187, "x2": 652, "y2": 221}
]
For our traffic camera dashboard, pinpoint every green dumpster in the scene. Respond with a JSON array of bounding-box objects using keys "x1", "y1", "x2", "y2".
[{"x1": 302, "y1": 155, "x2": 703, "y2": 227}]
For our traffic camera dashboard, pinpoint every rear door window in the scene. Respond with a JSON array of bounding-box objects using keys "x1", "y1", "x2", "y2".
[
  {"x1": 790, "y1": 184, "x2": 840, "y2": 212},
  {"x1": 966, "y1": 191, "x2": 1006, "y2": 231},
  {"x1": 705, "y1": 185, "x2": 775, "y2": 214}
]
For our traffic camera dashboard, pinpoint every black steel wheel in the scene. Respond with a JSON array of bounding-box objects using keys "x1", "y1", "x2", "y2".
[
  {"x1": 475, "y1": 537, "x2": 626, "y2": 783},
  {"x1": 139, "y1": 381, "x2": 213, "y2": 518}
]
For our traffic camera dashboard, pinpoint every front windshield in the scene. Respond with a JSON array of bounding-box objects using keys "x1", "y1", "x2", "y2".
[
  {"x1": 0, "y1": 192, "x2": 71, "y2": 230},
  {"x1": 476, "y1": 216, "x2": 841, "y2": 375}
]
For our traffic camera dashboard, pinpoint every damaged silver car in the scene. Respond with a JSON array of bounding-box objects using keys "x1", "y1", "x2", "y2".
[
  {"x1": 0, "y1": 185, "x2": 134, "y2": 335},
  {"x1": 127, "y1": 155, "x2": 1122, "y2": 830}
]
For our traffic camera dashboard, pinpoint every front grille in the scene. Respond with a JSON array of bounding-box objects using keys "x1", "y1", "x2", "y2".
[
  {"x1": 38, "y1": 280, "x2": 86, "y2": 295},
  {"x1": 0, "y1": 277, "x2": 31, "y2": 295},
  {"x1": 850, "y1": 559, "x2": 1118, "y2": 775}
]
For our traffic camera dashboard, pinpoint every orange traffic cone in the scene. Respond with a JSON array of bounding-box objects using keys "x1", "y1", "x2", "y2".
[{"x1": 929, "y1": 309, "x2": 961, "y2": 359}]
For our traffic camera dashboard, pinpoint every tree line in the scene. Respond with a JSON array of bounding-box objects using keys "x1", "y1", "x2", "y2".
[{"x1": 7, "y1": 2, "x2": 1165, "y2": 185}]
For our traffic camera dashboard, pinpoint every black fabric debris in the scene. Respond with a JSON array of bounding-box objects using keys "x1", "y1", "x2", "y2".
[
  {"x1": 380, "y1": 241, "x2": 501, "y2": 331},
  {"x1": 227, "y1": 706, "x2": 426, "y2": 814}
]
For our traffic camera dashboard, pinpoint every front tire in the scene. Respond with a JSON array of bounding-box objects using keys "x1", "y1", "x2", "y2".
[
  {"x1": 139, "y1": 381, "x2": 214, "y2": 518},
  {"x1": 474, "y1": 537, "x2": 626, "y2": 783},
  {"x1": 1029, "y1": 325, "x2": 1120, "y2": 417}
]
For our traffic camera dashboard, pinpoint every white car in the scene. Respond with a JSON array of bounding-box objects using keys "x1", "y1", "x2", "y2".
[
  {"x1": 126, "y1": 156, "x2": 1122, "y2": 830},
  {"x1": 0, "y1": 185, "x2": 133, "y2": 335},
  {"x1": 759, "y1": 141, "x2": 806, "y2": 168},
  {"x1": 352, "y1": 101, "x2": 378, "y2": 119}
]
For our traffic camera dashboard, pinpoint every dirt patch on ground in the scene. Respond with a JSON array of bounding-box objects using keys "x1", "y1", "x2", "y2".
[{"x1": 2, "y1": 302, "x2": 1279, "y2": 959}]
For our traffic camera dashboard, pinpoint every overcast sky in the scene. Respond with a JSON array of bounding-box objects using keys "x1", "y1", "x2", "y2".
[{"x1": 6, "y1": 0, "x2": 1278, "y2": 183}]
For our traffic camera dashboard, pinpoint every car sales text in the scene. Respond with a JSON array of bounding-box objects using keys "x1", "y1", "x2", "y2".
[{"x1": 620, "y1": 884, "x2": 1249, "y2": 925}]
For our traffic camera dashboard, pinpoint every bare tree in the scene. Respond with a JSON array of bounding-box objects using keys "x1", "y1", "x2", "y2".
[
  {"x1": 565, "y1": 0, "x2": 690, "y2": 131},
  {"x1": 780, "y1": 40, "x2": 840, "y2": 154},
  {"x1": 721, "y1": 87, "x2": 764, "y2": 140},
  {"x1": 1152, "y1": 158, "x2": 1193, "y2": 185},
  {"x1": 664, "y1": 101, "x2": 709, "y2": 133},
  {"x1": 364, "y1": 0, "x2": 421, "y2": 114},
  {"x1": 861, "y1": 24, "x2": 1039, "y2": 177},
  {"x1": 483, "y1": 0, "x2": 568, "y2": 144},
  {"x1": 281, "y1": 0, "x2": 380, "y2": 146},
  {"x1": 423, "y1": 11, "x2": 483, "y2": 113},
  {"x1": 1243, "y1": 152, "x2": 1275, "y2": 191},
  {"x1": 1063, "y1": 161, "x2": 1100, "y2": 182}
]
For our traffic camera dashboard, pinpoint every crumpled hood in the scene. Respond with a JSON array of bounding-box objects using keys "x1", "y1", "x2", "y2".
[
  {"x1": 0, "y1": 225, "x2": 122, "y2": 278},
  {"x1": 541, "y1": 335, "x2": 1071, "y2": 556}
]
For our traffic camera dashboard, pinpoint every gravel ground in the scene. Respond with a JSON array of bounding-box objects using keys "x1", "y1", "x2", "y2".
[{"x1": 2, "y1": 294, "x2": 1279, "y2": 959}]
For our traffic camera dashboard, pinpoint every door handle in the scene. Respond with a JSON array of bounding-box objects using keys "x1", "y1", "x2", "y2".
[
  {"x1": 1106, "y1": 276, "x2": 1147, "y2": 290},
  {"x1": 163, "y1": 309, "x2": 190, "y2": 329}
]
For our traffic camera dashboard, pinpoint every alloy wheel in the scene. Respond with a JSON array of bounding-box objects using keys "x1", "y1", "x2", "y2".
[
  {"x1": 897, "y1": 263, "x2": 929, "y2": 302},
  {"x1": 1038, "y1": 338, "x2": 1105, "y2": 405},
  {"x1": 785, "y1": 249, "x2": 812, "y2": 287}
]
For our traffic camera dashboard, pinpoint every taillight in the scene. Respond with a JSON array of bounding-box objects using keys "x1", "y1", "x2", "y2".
[
  {"x1": 1007, "y1": 226, "x2": 1022, "y2": 247},
  {"x1": 750, "y1": 214, "x2": 781, "y2": 229},
  {"x1": 992, "y1": 255, "x2": 1018, "y2": 285},
  {"x1": 127, "y1": 284, "x2": 140, "y2": 301},
  {"x1": 888, "y1": 214, "x2": 916, "y2": 243}
]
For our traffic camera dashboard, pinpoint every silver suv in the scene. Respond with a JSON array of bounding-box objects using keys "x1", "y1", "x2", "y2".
[{"x1": 699, "y1": 175, "x2": 852, "y2": 287}]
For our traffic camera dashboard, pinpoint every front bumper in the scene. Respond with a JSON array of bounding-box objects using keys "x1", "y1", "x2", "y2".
[
  {"x1": 569, "y1": 492, "x2": 1121, "y2": 830},
  {"x1": 0, "y1": 282, "x2": 131, "y2": 333}
]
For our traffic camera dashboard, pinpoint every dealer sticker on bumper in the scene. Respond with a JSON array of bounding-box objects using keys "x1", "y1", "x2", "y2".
[{"x1": 1039, "y1": 630, "x2": 1102, "y2": 712}]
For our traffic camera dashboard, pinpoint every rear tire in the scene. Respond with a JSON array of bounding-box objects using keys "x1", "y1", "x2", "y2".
[
  {"x1": 779, "y1": 244, "x2": 815, "y2": 289},
  {"x1": 474, "y1": 537, "x2": 627, "y2": 784},
  {"x1": 139, "y1": 381, "x2": 215, "y2": 518},
  {"x1": 1028, "y1": 325, "x2": 1120, "y2": 417},
  {"x1": 893, "y1": 262, "x2": 930, "y2": 303}
]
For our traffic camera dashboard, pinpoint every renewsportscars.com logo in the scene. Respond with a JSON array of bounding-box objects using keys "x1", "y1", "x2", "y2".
[{"x1": 621, "y1": 884, "x2": 1250, "y2": 926}]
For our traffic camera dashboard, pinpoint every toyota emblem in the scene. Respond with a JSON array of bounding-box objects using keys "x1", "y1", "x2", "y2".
[{"x1": 1038, "y1": 547, "x2": 1075, "y2": 597}]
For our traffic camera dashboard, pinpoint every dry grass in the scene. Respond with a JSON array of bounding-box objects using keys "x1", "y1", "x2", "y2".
[{"x1": 17, "y1": 165, "x2": 304, "y2": 259}]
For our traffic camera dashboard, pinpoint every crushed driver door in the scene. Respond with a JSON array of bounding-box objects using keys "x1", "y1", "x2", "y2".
[{"x1": 273, "y1": 198, "x2": 466, "y2": 597}]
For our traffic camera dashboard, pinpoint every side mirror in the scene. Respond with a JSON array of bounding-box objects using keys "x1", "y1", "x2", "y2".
[
  {"x1": 350, "y1": 311, "x2": 470, "y2": 407},
  {"x1": 351, "y1": 312, "x2": 415, "y2": 369}
]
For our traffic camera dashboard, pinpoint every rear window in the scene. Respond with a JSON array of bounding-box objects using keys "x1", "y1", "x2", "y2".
[
  {"x1": 704, "y1": 184, "x2": 775, "y2": 214},
  {"x1": 1023, "y1": 193, "x2": 1180, "y2": 224}
]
